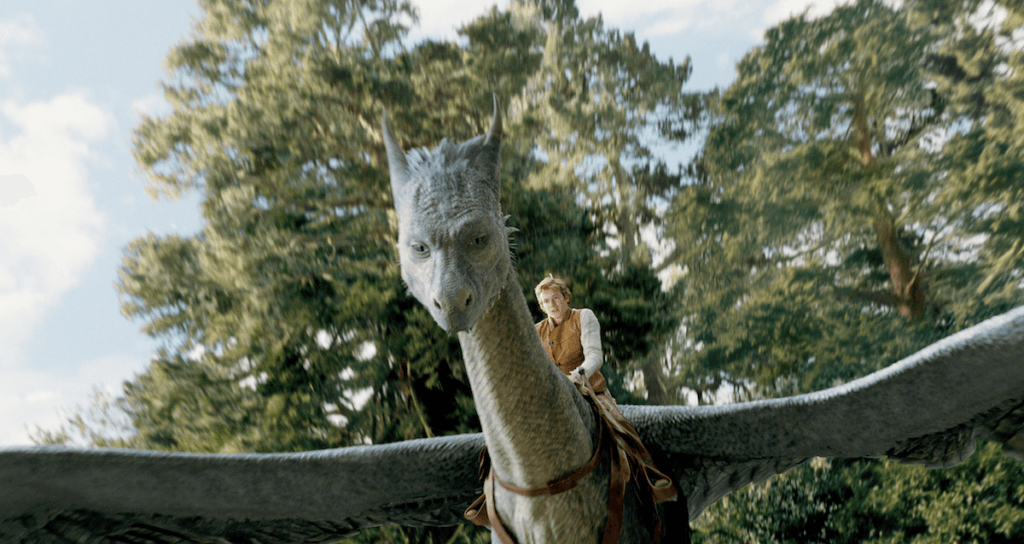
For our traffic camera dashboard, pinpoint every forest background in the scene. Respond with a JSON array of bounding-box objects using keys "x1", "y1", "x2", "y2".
[{"x1": 30, "y1": 0, "x2": 1024, "y2": 542}]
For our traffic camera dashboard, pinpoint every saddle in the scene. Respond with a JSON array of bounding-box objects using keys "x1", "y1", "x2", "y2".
[{"x1": 464, "y1": 378, "x2": 678, "y2": 544}]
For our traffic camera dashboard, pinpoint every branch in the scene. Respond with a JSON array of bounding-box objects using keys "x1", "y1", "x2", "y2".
[
  {"x1": 909, "y1": 218, "x2": 950, "y2": 288},
  {"x1": 831, "y1": 287, "x2": 902, "y2": 309}
]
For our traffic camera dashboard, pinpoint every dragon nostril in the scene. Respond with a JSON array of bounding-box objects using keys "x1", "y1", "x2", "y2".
[
  {"x1": 434, "y1": 299, "x2": 443, "y2": 310},
  {"x1": 465, "y1": 293, "x2": 473, "y2": 309}
]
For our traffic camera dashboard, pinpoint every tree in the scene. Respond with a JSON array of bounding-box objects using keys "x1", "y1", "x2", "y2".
[
  {"x1": 124, "y1": 0, "x2": 418, "y2": 453},
  {"x1": 500, "y1": 0, "x2": 700, "y2": 402},
  {"x1": 665, "y1": 0, "x2": 1024, "y2": 402},
  {"x1": 694, "y1": 443, "x2": 1024, "y2": 544},
  {"x1": 30, "y1": 0, "x2": 712, "y2": 537},
  {"x1": 514, "y1": 1, "x2": 696, "y2": 263},
  {"x1": 41, "y1": 1, "x2": 700, "y2": 541},
  {"x1": 909, "y1": 0, "x2": 1024, "y2": 309},
  {"x1": 672, "y1": 0, "x2": 1024, "y2": 540},
  {"x1": 117, "y1": 2, "x2": 532, "y2": 542}
]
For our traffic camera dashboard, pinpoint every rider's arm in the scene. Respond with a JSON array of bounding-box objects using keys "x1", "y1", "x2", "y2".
[{"x1": 578, "y1": 309, "x2": 603, "y2": 378}]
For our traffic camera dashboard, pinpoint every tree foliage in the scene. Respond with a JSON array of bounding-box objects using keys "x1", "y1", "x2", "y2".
[
  {"x1": 514, "y1": 4, "x2": 695, "y2": 261},
  {"x1": 35, "y1": 0, "x2": 1024, "y2": 541},
  {"x1": 695, "y1": 444, "x2": 1024, "y2": 544},
  {"x1": 679, "y1": 0, "x2": 1024, "y2": 540},
  {"x1": 666, "y1": 0, "x2": 1024, "y2": 402},
  {"x1": 40, "y1": 0, "x2": 696, "y2": 540}
]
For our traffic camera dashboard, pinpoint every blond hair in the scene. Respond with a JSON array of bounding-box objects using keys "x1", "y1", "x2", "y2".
[{"x1": 534, "y1": 275, "x2": 571, "y2": 303}]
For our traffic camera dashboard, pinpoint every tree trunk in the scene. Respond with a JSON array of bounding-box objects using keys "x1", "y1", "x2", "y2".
[
  {"x1": 852, "y1": 90, "x2": 926, "y2": 320},
  {"x1": 873, "y1": 212, "x2": 926, "y2": 320},
  {"x1": 642, "y1": 357, "x2": 670, "y2": 405}
]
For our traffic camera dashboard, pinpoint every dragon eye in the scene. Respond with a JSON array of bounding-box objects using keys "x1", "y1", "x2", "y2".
[
  {"x1": 471, "y1": 235, "x2": 487, "y2": 246},
  {"x1": 410, "y1": 242, "x2": 429, "y2": 255}
]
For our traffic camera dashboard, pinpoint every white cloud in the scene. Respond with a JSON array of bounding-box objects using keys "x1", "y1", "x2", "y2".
[
  {"x1": 578, "y1": 0, "x2": 707, "y2": 22},
  {"x1": 405, "y1": 0, "x2": 863, "y2": 48},
  {"x1": 762, "y1": 0, "x2": 850, "y2": 29},
  {"x1": 0, "y1": 352, "x2": 145, "y2": 446},
  {"x1": 409, "y1": 0, "x2": 754, "y2": 44},
  {"x1": 0, "y1": 13, "x2": 42, "y2": 78},
  {"x1": 716, "y1": 51, "x2": 733, "y2": 71},
  {"x1": 0, "y1": 174, "x2": 36, "y2": 207},
  {"x1": 409, "y1": 0, "x2": 503, "y2": 42},
  {"x1": 409, "y1": 0, "x2": 715, "y2": 42},
  {"x1": 0, "y1": 92, "x2": 111, "y2": 368},
  {"x1": 579, "y1": 0, "x2": 760, "y2": 36},
  {"x1": 132, "y1": 93, "x2": 172, "y2": 121},
  {"x1": 645, "y1": 17, "x2": 696, "y2": 37},
  {"x1": 758, "y1": 1, "x2": 907, "y2": 40}
]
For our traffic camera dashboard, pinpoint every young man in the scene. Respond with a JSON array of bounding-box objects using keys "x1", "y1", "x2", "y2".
[
  {"x1": 533, "y1": 275, "x2": 678, "y2": 510},
  {"x1": 534, "y1": 275, "x2": 606, "y2": 390}
]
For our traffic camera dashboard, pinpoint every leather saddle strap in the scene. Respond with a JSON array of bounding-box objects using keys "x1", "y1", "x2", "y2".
[
  {"x1": 495, "y1": 420, "x2": 604, "y2": 497},
  {"x1": 484, "y1": 432, "x2": 627, "y2": 544},
  {"x1": 474, "y1": 381, "x2": 632, "y2": 544},
  {"x1": 485, "y1": 468, "x2": 519, "y2": 544},
  {"x1": 602, "y1": 429, "x2": 629, "y2": 544}
]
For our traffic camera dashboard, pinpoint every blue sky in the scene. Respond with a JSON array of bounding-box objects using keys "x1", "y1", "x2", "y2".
[{"x1": 0, "y1": 0, "x2": 839, "y2": 446}]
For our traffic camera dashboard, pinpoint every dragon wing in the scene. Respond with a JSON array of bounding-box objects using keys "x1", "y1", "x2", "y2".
[
  {"x1": 3, "y1": 306, "x2": 1022, "y2": 540},
  {"x1": 625, "y1": 305, "x2": 1024, "y2": 520},
  {"x1": 0, "y1": 433, "x2": 485, "y2": 542}
]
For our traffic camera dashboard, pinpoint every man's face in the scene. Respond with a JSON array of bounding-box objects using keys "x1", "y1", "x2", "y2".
[{"x1": 539, "y1": 289, "x2": 571, "y2": 323}]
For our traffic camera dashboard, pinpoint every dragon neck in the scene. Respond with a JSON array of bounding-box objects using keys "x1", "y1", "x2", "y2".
[{"x1": 457, "y1": 269, "x2": 595, "y2": 488}]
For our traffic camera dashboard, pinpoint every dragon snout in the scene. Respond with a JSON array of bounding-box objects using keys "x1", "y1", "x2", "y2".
[
  {"x1": 432, "y1": 287, "x2": 476, "y2": 333},
  {"x1": 433, "y1": 289, "x2": 472, "y2": 313}
]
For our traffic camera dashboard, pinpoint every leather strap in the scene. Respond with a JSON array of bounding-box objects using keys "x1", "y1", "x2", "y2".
[
  {"x1": 486, "y1": 468, "x2": 519, "y2": 544},
  {"x1": 495, "y1": 420, "x2": 604, "y2": 496},
  {"x1": 464, "y1": 378, "x2": 668, "y2": 543},
  {"x1": 472, "y1": 401, "x2": 630, "y2": 544},
  {"x1": 602, "y1": 432, "x2": 628, "y2": 544}
]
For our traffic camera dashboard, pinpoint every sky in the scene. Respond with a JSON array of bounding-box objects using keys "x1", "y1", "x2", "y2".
[{"x1": 0, "y1": 0, "x2": 847, "y2": 447}]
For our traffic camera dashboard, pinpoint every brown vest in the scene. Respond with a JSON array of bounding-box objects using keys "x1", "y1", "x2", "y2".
[
  {"x1": 536, "y1": 309, "x2": 585, "y2": 375},
  {"x1": 535, "y1": 309, "x2": 607, "y2": 392}
]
